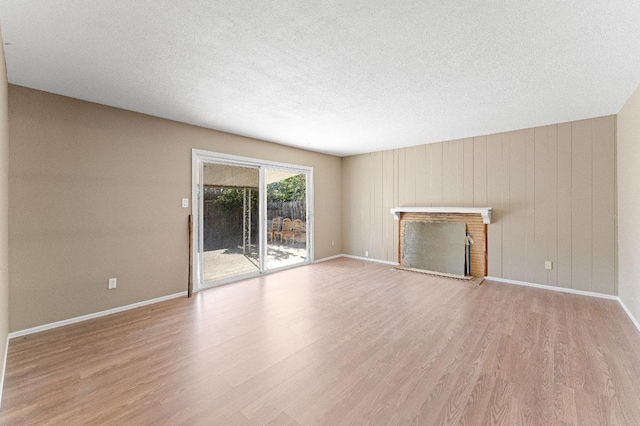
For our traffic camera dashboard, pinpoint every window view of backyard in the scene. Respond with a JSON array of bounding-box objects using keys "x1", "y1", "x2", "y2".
[
  {"x1": 202, "y1": 185, "x2": 259, "y2": 282},
  {"x1": 265, "y1": 171, "x2": 308, "y2": 271},
  {"x1": 200, "y1": 162, "x2": 308, "y2": 284}
]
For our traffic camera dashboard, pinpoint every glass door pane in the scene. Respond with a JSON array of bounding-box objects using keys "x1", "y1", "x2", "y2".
[
  {"x1": 264, "y1": 169, "x2": 308, "y2": 270},
  {"x1": 201, "y1": 162, "x2": 260, "y2": 284}
]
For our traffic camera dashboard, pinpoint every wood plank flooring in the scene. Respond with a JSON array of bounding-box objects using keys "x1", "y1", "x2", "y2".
[{"x1": 1, "y1": 257, "x2": 640, "y2": 425}]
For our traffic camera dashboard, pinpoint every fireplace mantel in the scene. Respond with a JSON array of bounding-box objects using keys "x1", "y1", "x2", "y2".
[{"x1": 390, "y1": 207, "x2": 492, "y2": 224}]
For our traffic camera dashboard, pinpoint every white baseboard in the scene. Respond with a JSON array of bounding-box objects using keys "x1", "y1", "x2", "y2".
[
  {"x1": 485, "y1": 276, "x2": 619, "y2": 300},
  {"x1": 8, "y1": 292, "x2": 187, "y2": 339},
  {"x1": 0, "y1": 335, "x2": 8, "y2": 409},
  {"x1": 340, "y1": 254, "x2": 399, "y2": 266},
  {"x1": 313, "y1": 254, "x2": 344, "y2": 263},
  {"x1": 618, "y1": 298, "x2": 640, "y2": 334}
]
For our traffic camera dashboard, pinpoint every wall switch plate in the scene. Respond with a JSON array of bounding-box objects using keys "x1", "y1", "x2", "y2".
[
  {"x1": 108, "y1": 278, "x2": 117, "y2": 289},
  {"x1": 365, "y1": 251, "x2": 369, "y2": 257},
  {"x1": 182, "y1": 198, "x2": 189, "y2": 208},
  {"x1": 545, "y1": 261, "x2": 553, "y2": 270},
  {"x1": 332, "y1": 240, "x2": 335, "y2": 246}
]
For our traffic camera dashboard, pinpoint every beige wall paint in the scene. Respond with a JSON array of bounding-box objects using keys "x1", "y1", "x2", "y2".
[
  {"x1": 8, "y1": 85, "x2": 343, "y2": 332},
  {"x1": 343, "y1": 116, "x2": 617, "y2": 295},
  {"x1": 0, "y1": 30, "x2": 9, "y2": 405},
  {"x1": 617, "y1": 84, "x2": 640, "y2": 327}
]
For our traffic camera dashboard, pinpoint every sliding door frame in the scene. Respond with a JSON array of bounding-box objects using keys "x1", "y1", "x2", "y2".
[{"x1": 191, "y1": 149, "x2": 314, "y2": 292}]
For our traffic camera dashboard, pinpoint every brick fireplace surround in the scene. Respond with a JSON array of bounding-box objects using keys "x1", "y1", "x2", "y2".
[{"x1": 391, "y1": 207, "x2": 491, "y2": 278}]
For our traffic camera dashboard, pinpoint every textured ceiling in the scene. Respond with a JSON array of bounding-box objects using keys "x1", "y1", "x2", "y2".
[{"x1": 1, "y1": 1, "x2": 639, "y2": 156}]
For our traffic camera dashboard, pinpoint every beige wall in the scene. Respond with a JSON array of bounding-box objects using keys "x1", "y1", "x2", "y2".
[
  {"x1": 343, "y1": 116, "x2": 616, "y2": 295},
  {"x1": 617, "y1": 84, "x2": 640, "y2": 326},
  {"x1": 8, "y1": 85, "x2": 343, "y2": 332},
  {"x1": 0, "y1": 31, "x2": 9, "y2": 405}
]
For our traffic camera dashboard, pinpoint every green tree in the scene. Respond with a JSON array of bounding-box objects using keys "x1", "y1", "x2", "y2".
[
  {"x1": 267, "y1": 174, "x2": 306, "y2": 203},
  {"x1": 214, "y1": 189, "x2": 258, "y2": 218}
]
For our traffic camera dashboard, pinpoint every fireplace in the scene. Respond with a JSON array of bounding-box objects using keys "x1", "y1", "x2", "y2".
[{"x1": 391, "y1": 207, "x2": 491, "y2": 279}]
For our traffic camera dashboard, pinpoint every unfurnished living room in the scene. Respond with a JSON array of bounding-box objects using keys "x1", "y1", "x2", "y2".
[{"x1": 0, "y1": 1, "x2": 640, "y2": 425}]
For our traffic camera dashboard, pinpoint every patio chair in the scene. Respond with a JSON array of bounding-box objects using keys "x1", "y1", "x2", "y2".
[
  {"x1": 291, "y1": 219, "x2": 304, "y2": 244},
  {"x1": 267, "y1": 217, "x2": 280, "y2": 241},
  {"x1": 280, "y1": 218, "x2": 294, "y2": 243}
]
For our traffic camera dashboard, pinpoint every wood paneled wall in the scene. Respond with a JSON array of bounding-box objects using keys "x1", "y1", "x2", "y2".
[{"x1": 343, "y1": 116, "x2": 616, "y2": 295}]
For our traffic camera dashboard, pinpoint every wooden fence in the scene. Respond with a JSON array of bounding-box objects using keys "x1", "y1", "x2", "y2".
[{"x1": 267, "y1": 200, "x2": 306, "y2": 221}]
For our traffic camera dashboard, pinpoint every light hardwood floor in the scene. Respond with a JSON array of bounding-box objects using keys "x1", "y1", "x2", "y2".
[{"x1": 2, "y1": 257, "x2": 640, "y2": 425}]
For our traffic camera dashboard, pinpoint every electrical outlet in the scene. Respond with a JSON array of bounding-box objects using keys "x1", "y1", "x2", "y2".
[
  {"x1": 545, "y1": 261, "x2": 553, "y2": 270},
  {"x1": 332, "y1": 240, "x2": 335, "y2": 247},
  {"x1": 108, "y1": 278, "x2": 117, "y2": 289},
  {"x1": 365, "y1": 251, "x2": 369, "y2": 257}
]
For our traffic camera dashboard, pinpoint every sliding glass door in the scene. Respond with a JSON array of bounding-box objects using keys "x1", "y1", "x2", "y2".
[{"x1": 192, "y1": 150, "x2": 313, "y2": 291}]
